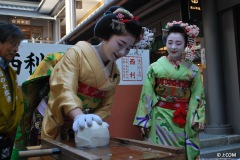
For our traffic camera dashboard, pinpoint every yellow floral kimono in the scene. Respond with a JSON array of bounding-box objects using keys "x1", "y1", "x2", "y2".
[{"x1": 41, "y1": 41, "x2": 120, "y2": 140}]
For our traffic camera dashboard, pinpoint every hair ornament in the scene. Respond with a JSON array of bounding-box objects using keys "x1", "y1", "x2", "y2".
[
  {"x1": 110, "y1": 19, "x2": 126, "y2": 32},
  {"x1": 108, "y1": 7, "x2": 154, "y2": 49},
  {"x1": 134, "y1": 27, "x2": 154, "y2": 49},
  {"x1": 120, "y1": 16, "x2": 139, "y2": 23},
  {"x1": 109, "y1": 9, "x2": 136, "y2": 33},
  {"x1": 165, "y1": 21, "x2": 200, "y2": 62},
  {"x1": 166, "y1": 21, "x2": 199, "y2": 38},
  {"x1": 113, "y1": 8, "x2": 133, "y2": 19},
  {"x1": 116, "y1": 13, "x2": 124, "y2": 20}
]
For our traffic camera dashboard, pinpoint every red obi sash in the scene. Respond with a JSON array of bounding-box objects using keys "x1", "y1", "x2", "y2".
[
  {"x1": 157, "y1": 100, "x2": 188, "y2": 128},
  {"x1": 77, "y1": 83, "x2": 106, "y2": 99}
]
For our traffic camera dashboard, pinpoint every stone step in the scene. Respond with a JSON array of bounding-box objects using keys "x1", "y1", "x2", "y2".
[
  {"x1": 200, "y1": 143, "x2": 240, "y2": 159},
  {"x1": 200, "y1": 134, "x2": 240, "y2": 148},
  {"x1": 199, "y1": 133, "x2": 240, "y2": 159}
]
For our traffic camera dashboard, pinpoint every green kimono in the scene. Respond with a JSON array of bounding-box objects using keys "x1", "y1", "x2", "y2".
[{"x1": 133, "y1": 56, "x2": 205, "y2": 160}]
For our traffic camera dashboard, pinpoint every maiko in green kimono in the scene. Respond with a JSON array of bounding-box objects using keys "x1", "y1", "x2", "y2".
[{"x1": 133, "y1": 21, "x2": 205, "y2": 160}]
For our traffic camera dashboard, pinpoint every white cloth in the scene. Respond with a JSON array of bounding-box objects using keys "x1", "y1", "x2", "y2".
[
  {"x1": 75, "y1": 121, "x2": 110, "y2": 148},
  {"x1": 37, "y1": 99, "x2": 47, "y2": 116}
]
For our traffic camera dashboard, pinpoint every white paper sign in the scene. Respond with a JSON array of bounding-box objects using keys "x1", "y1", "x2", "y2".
[
  {"x1": 10, "y1": 42, "x2": 71, "y2": 85},
  {"x1": 11, "y1": 43, "x2": 149, "y2": 85},
  {"x1": 117, "y1": 49, "x2": 149, "y2": 85}
]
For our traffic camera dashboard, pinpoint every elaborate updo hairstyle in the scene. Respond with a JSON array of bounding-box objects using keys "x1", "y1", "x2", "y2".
[
  {"x1": 94, "y1": 6, "x2": 142, "y2": 41},
  {"x1": 167, "y1": 24, "x2": 188, "y2": 47}
]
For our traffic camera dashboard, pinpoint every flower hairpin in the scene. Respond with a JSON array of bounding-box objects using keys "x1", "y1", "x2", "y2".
[
  {"x1": 109, "y1": 10, "x2": 133, "y2": 33},
  {"x1": 117, "y1": 13, "x2": 124, "y2": 20},
  {"x1": 109, "y1": 13, "x2": 127, "y2": 33},
  {"x1": 166, "y1": 21, "x2": 199, "y2": 39},
  {"x1": 110, "y1": 10, "x2": 139, "y2": 33},
  {"x1": 134, "y1": 27, "x2": 154, "y2": 49}
]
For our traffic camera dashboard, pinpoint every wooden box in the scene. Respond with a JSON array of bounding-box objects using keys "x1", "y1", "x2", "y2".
[{"x1": 37, "y1": 137, "x2": 185, "y2": 160}]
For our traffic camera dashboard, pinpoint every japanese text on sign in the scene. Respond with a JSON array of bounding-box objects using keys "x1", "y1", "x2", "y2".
[{"x1": 11, "y1": 43, "x2": 149, "y2": 85}]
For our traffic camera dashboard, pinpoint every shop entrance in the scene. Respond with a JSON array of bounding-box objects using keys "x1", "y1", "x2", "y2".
[{"x1": 18, "y1": 25, "x2": 43, "y2": 43}]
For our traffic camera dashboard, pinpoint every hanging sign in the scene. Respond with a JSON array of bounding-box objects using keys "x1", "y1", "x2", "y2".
[{"x1": 188, "y1": 0, "x2": 202, "y2": 20}]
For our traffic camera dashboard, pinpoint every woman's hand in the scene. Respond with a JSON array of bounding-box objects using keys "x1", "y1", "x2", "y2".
[
  {"x1": 68, "y1": 108, "x2": 103, "y2": 131},
  {"x1": 72, "y1": 114, "x2": 103, "y2": 131},
  {"x1": 141, "y1": 127, "x2": 150, "y2": 139},
  {"x1": 191, "y1": 122, "x2": 205, "y2": 131}
]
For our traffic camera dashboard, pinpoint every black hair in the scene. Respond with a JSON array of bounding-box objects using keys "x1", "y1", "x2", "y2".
[
  {"x1": 88, "y1": 36, "x2": 101, "y2": 45},
  {"x1": 167, "y1": 24, "x2": 188, "y2": 47},
  {"x1": 0, "y1": 21, "x2": 24, "y2": 43},
  {"x1": 94, "y1": 6, "x2": 142, "y2": 41}
]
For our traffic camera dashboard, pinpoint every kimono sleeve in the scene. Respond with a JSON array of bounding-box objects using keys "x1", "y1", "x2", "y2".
[
  {"x1": 187, "y1": 69, "x2": 206, "y2": 127},
  {"x1": 48, "y1": 48, "x2": 83, "y2": 124},
  {"x1": 133, "y1": 65, "x2": 158, "y2": 128}
]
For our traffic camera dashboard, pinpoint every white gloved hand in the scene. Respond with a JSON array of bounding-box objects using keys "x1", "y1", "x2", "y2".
[{"x1": 72, "y1": 114, "x2": 103, "y2": 131}]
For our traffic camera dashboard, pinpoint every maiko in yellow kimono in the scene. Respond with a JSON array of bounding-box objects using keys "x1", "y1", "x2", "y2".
[{"x1": 41, "y1": 41, "x2": 120, "y2": 140}]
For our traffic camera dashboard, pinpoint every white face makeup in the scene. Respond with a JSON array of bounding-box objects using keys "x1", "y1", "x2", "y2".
[
  {"x1": 166, "y1": 32, "x2": 186, "y2": 61},
  {"x1": 101, "y1": 34, "x2": 136, "y2": 63}
]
